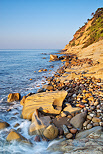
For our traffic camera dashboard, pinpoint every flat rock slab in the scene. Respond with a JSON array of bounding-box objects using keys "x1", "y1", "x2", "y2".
[
  {"x1": 63, "y1": 104, "x2": 81, "y2": 114},
  {"x1": 22, "y1": 90, "x2": 67, "y2": 120}
]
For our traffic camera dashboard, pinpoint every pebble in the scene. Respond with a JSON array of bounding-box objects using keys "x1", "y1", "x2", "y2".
[
  {"x1": 70, "y1": 128, "x2": 77, "y2": 134},
  {"x1": 87, "y1": 124, "x2": 93, "y2": 129},
  {"x1": 92, "y1": 117, "x2": 101, "y2": 123},
  {"x1": 66, "y1": 133, "x2": 73, "y2": 139},
  {"x1": 83, "y1": 120, "x2": 90, "y2": 127}
]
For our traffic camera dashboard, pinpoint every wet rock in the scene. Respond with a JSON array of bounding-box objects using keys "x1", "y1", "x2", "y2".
[
  {"x1": 0, "y1": 120, "x2": 10, "y2": 130},
  {"x1": 43, "y1": 125, "x2": 58, "y2": 140},
  {"x1": 20, "y1": 96, "x2": 26, "y2": 105},
  {"x1": 34, "y1": 135, "x2": 41, "y2": 142},
  {"x1": 22, "y1": 90, "x2": 67, "y2": 119},
  {"x1": 14, "y1": 123, "x2": 20, "y2": 127},
  {"x1": 6, "y1": 129, "x2": 31, "y2": 144},
  {"x1": 70, "y1": 112, "x2": 87, "y2": 129},
  {"x1": 29, "y1": 110, "x2": 51, "y2": 136},
  {"x1": 7, "y1": 93, "x2": 21, "y2": 102}
]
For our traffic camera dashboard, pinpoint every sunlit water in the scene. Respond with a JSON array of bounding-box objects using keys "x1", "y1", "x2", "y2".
[{"x1": 0, "y1": 49, "x2": 63, "y2": 154}]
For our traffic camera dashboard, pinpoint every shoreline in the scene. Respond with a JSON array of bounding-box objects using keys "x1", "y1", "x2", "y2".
[{"x1": 0, "y1": 43, "x2": 103, "y2": 153}]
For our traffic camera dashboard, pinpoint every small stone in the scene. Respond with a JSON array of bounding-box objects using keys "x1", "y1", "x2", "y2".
[
  {"x1": 87, "y1": 124, "x2": 92, "y2": 129},
  {"x1": 67, "y1": 124, "x2": 73, "y2": 129},
  {"x1": 94, "y1": 101, "x2": 99, "y2": 106},
  {"x1": 93, "y1": 122, "x2": 99, "y2": 127},
  {"x1": 62, "y1": 125, "x2": 69, "y2": 135},
  {"x1": 89, "y1": 113, "x2": 94, "y2": 117},
  {"x1": 29, "y1": 78, "x2": 32, "y2": 80},
  {"x1": 66, "y1": 133, "x2": 73, "y2": 139},
  {"x1": 92, "y1": 117, "x2": 101, "y2": 123},
  {"x1": 70, "y1": 128, "x2": 77, "y2": 134},
  {"x1": 87, "y1": 115, "x2": 92, "y2": 120},
  {"x1": 83, "y1": 120, "x2": 90, "y2": 127}
]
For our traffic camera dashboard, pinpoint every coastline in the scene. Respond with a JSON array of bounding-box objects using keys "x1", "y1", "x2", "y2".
[{"x1": 0, "y1": 43, "x2": 103, "y2": 153}]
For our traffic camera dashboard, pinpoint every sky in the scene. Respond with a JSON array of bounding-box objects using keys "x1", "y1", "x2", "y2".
[{"x1": 0, "y1": 0, "x2": 103, "y2": 49}]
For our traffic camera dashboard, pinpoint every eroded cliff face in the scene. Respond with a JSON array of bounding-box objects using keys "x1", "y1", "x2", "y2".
[{"x1": 65, "y1": 8, "x2": 103, "y2": 49}]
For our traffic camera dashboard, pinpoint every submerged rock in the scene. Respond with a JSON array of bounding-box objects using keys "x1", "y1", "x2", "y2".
[
  {"x1": 7, "y1": 93, "x2": 21, "y2": 102},
  {"x1": 6, "y1": 129, "x2": 31, "y2": 144},
  {"x1": 21, "y1": 90, "x2": 67, "y2": 119}
]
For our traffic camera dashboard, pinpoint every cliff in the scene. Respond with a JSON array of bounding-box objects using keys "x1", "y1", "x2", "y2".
[
  {"x1": 65, "y1": 8, "x2": 103, "y2": 49},
  {"x1": 62, "y1": 8, "x2": 103, "y2": 80}
]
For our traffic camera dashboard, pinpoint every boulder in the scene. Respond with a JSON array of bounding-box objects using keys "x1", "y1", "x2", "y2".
[
  {"x1": 70, "y1": 112, "x2": 87, "y2": 129},
  {"x1": 50, "y1": 54, "x2": 59, "y2": 61},
  {"x1": 43, "y1": 125, "x2": 58, "y2": 140},
  {"x1": 29, "y1": 110, "x2": 51, "y2": 136},
  {"x1": 76, "y1": 126, "x2": 102, "y2": 139},
  {"x1": 52, "y1": 117, "x2": 70, "y2": 128},
  {"x1": 0, "y1": 120, "x2": 10, "y2": 130},
  {"x1": 6, "y1": 129, "x2": 31, "y2": 144},
  {"x1": 7, "y1": 93, "x2": 21, "y2": 102},
  {"x1": 21, "y1": 90, "x2": 67, "y2": 120}
]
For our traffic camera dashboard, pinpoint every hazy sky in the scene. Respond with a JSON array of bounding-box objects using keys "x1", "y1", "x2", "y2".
[{"x1": 0, "y1": 0, "x2": 103, "y2": 49}]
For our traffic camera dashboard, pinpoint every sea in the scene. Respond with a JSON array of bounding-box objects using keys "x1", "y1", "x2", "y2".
[{"x1": 0, "y1": 49, "x2": 63, "y2": 154}]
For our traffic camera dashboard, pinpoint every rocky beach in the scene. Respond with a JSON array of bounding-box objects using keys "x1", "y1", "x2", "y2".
[{"x1": 0, "y1": 7, "x2": 103, "y2": 154}]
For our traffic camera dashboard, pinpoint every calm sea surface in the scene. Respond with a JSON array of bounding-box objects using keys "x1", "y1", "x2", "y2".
[{"x1": 0, "y1": 49, "x2": 62, "y2": 154}]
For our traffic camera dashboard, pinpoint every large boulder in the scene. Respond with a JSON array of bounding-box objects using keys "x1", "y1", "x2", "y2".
[
  {"x1": 70, "y1": 112, "x2": 87, "y2": 129},
  {"x1": 0, "y1": 120, "x2": 10, "y2": 130},
  {"x1": 29, "y1": 110, "x2": 51, "y2": 135},
  {"x1": 43, "y1": 125, "x2": 58, "y2": 140},
  {"x1": 21, "y1": 90, "x2": 67, "y2": 120},
  {"x1": 50, "y1": 54, "x2": 59, "y2": 61},
  {"x1": 7, "y1": 93, "x2": 21, "y2": 102}
]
